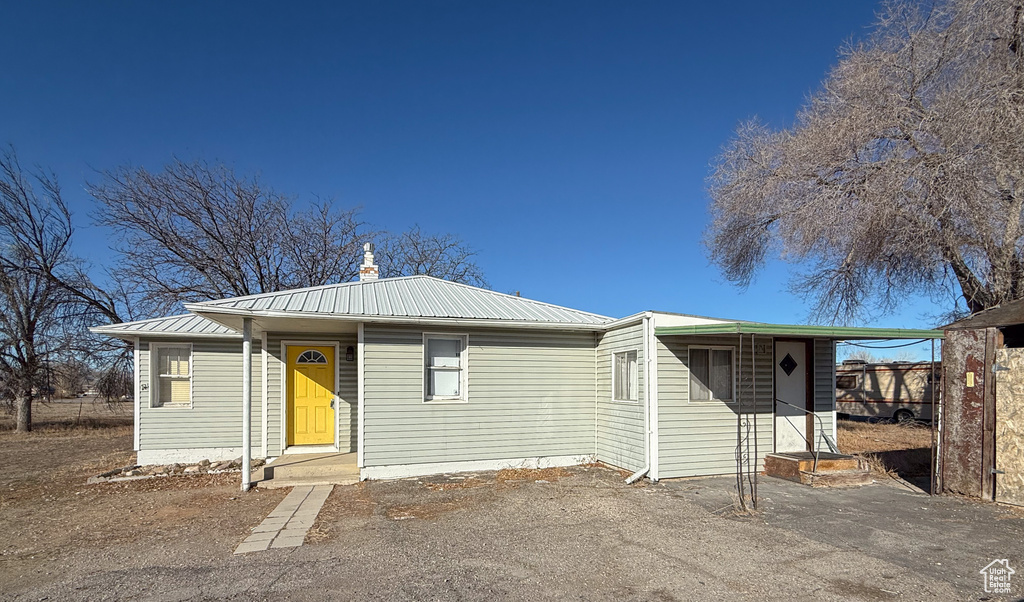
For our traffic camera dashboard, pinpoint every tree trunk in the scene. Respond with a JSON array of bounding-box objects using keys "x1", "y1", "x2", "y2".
[{"x1": 16, "y1": 389, "x2": 32, "y2": 433}]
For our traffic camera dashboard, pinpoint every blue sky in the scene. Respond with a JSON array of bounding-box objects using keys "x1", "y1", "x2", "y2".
[{"x1": 1, "y1": 1, "x2": 942, "y2": 358}]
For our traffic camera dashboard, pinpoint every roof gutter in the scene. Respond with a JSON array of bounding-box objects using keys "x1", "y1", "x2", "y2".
[
  {"x1": 602, "y1": 312, "x2": 647, "y2": 330},
  {"x1": 88, "y1": 326, "x2": 241, "y2": 340}
]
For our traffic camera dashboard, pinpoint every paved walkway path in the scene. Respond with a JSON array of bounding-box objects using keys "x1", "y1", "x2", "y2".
[{"x1": 234, "y1": 484, "x2": 333, "y2": 554}]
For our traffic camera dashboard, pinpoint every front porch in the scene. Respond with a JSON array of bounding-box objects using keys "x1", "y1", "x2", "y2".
[{"x1": 252, "y1": 452, "x2": 359, "y2": 489}]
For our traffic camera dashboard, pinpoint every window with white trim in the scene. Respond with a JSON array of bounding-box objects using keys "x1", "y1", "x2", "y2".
[
  {"x1": 424, "y1": 334, "x2": 468, "y2": 402},
  {"x1": 152, "y1": 344, "x2": 192, "y2": 408},
  {"x1": 612, "y1": 350, "x2": 638, "y2": 402},
  {"x1": 688, "y1": 346, "x2": 733, "y2": 402}
]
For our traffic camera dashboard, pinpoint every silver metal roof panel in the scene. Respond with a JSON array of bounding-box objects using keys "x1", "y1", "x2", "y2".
[
  {"x1": 90, "y1": 314, "x2": 240, "y2": 338},
  {"x1": 190, "y1": 275, "x2": 612, "y2": 325}
]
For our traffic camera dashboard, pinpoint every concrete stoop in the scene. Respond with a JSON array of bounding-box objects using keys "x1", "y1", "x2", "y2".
[
  {"x1": 253, "y1": 453, "x2": 359, "y2": 489},
  {"x1": 764, "y1": 452, "x2": 873, "y2": 488}
]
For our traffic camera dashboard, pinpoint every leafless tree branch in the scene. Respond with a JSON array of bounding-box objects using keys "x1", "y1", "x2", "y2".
[{"x1": 706, "y1": 0, "x2": 1024, "y2": 323}]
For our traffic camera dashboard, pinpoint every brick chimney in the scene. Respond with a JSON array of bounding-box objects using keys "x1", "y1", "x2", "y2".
[{"x1": 359, "y1": 242, "x2": 379, "y2": 281}]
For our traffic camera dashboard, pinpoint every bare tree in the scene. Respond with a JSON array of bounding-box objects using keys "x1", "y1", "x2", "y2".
[
  {"x1": 89, "y1": 160, "x2": 294, "y2": 313},
  {"x1": 706, "y1": 0, "x2": 1024, "y2": 322},
  {"x1": 0, "y1": 148, "x2": 136, "y2": 430},
  {"x1": 283, "y1": 201, "x2": 368, "y2": 289},
  {"x1": 0, "y1": 150, "x2": 70, "y2": 431},
  {"x1": 51, "y1": 358, "x2": 92, "y2": 398},
  {"x1": 378, "y1": 226, "x2": 488, "y2": 288},
  {"x1": 91, "y1": 160, "x2": 488, "y2": 309}
]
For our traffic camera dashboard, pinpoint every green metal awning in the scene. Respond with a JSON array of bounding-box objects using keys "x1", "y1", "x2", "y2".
[{"x1": 654, "y1": 322, "x2": 944, "y2": 340}]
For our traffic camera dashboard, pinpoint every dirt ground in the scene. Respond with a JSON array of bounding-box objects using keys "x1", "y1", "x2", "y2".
[
  {"x1": 2, "y1": 420, "x2": 1022, "y2": 601},
  {"x1": 0, "y1": 409, "x2": 288, "y2": 595},
  {"x1": 838, "y1": 419, "x2": 935, "y2": 486}
]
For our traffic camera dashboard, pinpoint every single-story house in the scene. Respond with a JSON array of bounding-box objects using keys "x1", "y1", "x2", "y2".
[{"x1": 92, "y1": 245, "x2": 943, "y2": 484}]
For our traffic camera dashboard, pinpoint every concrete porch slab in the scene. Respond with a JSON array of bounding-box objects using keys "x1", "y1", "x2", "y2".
[{"x1": 253, "y1": 452, "x2": 358, "y2": 488}]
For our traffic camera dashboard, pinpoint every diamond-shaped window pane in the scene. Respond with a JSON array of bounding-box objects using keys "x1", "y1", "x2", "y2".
[{"x1": 779, "y1": 353, "x2": 798, "y2": 376}]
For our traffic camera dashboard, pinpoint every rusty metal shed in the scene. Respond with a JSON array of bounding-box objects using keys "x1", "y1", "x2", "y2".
[{"x1": 940, "y1": 299, "x2": 1024, "y2": 506}]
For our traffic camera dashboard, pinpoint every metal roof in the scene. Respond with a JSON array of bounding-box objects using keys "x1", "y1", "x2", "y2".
[
  {"x1": 185, "y1": 276, "x2": 613, "y2": 326},
  {"x1": 655, "y1": 322, "x2": 944, "y2": 340},
  {"x1": 942, "y1": 298, "x2": 1024, "y2": 330},
  {"x1": 90, "y1": 314, "x2": 240, "y2": 338}
]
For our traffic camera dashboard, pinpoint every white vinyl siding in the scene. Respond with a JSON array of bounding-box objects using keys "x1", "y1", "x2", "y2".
[
  {"x1": 137, "y1": 338, "x2": 262, "y2": 455},
  {"x1": 657, "y1": 335, "x2": 773, "y2": 479},
  {"x1": 813, "y1": 339, "x2": 836, "y2": 445},
  {"x1": 363, "y1": 326, "x2": 595, "y2": 467},
  {"x1": 595, "y1": 323, "x2": 646, "y2": 472}
]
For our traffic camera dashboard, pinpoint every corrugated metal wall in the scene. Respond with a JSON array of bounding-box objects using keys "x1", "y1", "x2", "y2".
[
  {"x1": 594, "y1": 323, "x2": 646, "y2": 472},
  {"x1": 362, "y1": 326, "x2": 596, "y2": 467},
  {"x1": 940, "y1": 328, "x2": 995, "y2": 499}
]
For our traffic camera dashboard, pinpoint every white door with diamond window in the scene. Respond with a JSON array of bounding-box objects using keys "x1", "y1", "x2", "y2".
[{"x1": 775, "y1": 341, "x2": 810, "y2": 452}]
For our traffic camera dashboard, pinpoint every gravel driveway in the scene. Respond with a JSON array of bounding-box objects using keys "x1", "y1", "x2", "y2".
[{"x1": 5, "y1": 463, "x2": 1022, "y2": 601}]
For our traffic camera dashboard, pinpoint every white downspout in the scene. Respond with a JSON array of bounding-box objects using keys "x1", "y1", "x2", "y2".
[
  {"x1": 241, "y1": 317, "x2": 253, "y2": 492},
  {"x1": 626, "y1": 312, "x2": 653, "y2": 484}
]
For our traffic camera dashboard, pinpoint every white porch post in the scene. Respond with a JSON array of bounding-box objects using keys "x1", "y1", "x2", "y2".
[{"x1": 241, "y1": 317, "x2": 253, "y2": 491}]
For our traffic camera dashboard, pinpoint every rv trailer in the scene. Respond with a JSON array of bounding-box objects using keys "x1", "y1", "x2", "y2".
[{"x1": 835, "y1": 361, "x2": 940, "y2": 422}]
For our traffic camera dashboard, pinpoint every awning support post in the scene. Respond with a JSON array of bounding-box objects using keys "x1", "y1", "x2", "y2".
[{"x1": 242, "y1": 317, "x2": 252, "y2": 492}]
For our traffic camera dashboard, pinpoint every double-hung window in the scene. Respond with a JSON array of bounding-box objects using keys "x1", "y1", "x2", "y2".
[
  {"x1": 612, "y1": 350, "x2": 639, "y2": 402},
  {"x1": 152, "y1": 344, "x2": 192, "y2": 408},
  {"x1": 424, "y1": 334, "x2": 467, "y2": 402},
  {"x1": 688, "y1": 346, "x2": 733, "y2": 402}
]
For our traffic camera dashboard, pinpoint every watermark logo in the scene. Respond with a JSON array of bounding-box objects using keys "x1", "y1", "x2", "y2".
[{"x1": 980, "y1": 559, "x2": 1014, "y2": 595}]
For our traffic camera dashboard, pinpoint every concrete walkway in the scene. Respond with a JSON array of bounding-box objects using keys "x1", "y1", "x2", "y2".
[{"x1": 234, "y1": 485, "x2": 333, "y2": 554}]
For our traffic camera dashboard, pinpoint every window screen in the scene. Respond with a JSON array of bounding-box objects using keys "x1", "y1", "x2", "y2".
[{"x1": 613, "y1": 351, "x2": 638, "y2": 401}]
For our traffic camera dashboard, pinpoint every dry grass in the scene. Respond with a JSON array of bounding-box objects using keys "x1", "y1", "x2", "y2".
[
  {"x1": 838, "y1": 419, "x2": 933, "y2": 479},
  {"x1": 495, "y1": 466, "x2": 572, "y2": 485},
  {"x1": 423, "y1": 477, "x2": 488, "y2": 492},
  {"x1": 859, "y1": 454, "x2": 900, "y2": 480},
  {"x1": 0, "y1": 398, "x2": 133, "y2": 433},
  {"x1": 838, "y1": 419, "x2": 933, "y2": 454}
]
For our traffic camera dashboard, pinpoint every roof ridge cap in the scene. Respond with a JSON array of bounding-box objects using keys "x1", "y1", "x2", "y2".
[{"x1": 427, "y1": 278, "x2": 614, "y2": 321}]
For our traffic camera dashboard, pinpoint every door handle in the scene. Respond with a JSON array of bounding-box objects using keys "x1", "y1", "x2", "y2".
[{"x1": 330, "y1": 399, "x2": 335, "y2": 409}]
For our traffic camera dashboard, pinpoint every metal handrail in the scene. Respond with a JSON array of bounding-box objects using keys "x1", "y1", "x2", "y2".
[{"x1": 775, "y1": 398, "x2": 829, "y2": 473}]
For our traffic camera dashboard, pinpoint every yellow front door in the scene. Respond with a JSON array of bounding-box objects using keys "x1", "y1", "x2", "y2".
[{"x1": 287, "y1": 345, "x2": 335, "y2": 446}]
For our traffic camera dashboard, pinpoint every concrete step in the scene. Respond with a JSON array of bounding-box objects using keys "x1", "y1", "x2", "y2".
[
  {"x1": 256, "y1": 475, "x2": 359, "y2": 489},
  {"x1": 764, "y1": 452, "x2": 866, "y2": 478},
  {"x1": 764, "y1": 452, "x2": 873, "y2": 488},
  {"x1": 799, "y1": 469, "x2": 874, "y2": 488},
  {"x1": 252, "y1": 453, "x2": 359, "y2": 488}
]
